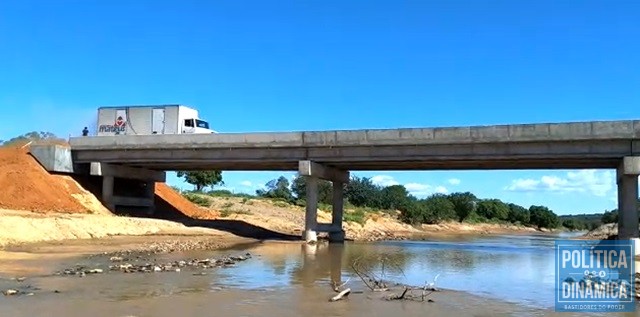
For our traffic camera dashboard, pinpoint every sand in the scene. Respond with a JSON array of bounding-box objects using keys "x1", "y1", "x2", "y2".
[{"x1": 0, "y1": 209, "x2": 232, "y2": 248}]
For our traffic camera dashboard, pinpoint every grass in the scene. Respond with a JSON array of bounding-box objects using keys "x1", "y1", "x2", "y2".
[
  {"x1": 219, "y1": 208, "x2": 253, "y2": 217},
  {"x1": 343, "y1": 209, "x2": 367, "y2": 225},
  {"x1": 178, "y1": 190, "x2": 372, "y2": 225},
  {"x1": 207, "y1": 189, "x2": 254, "y2": 199},
  {"x1": 183, "y1": 193, "x2": 210, "y2": 207},
  {"x1": 221, "y1": 202, "x2": 234, "y2": 208}
]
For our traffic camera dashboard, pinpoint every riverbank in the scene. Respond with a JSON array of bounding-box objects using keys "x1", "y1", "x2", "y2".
[
  {"x1": 203, "y1": 194, "x2": 549, "y2": 241},
  {"x1": 0, "y1": 235, "x2": 601, "y2": 317},
  {"x1": 0, "y1": 144, "x2": 555, "y2": 250},
  {"x1": 0, "y1": 206, "x2": 548, "y2": 252}
]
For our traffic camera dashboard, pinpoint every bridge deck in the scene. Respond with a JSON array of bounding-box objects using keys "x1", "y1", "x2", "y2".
[{"x1": 69, "y1": 120, "x2": 640, "y2": 171}]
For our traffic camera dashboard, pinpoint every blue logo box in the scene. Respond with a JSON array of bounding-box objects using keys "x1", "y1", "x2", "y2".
[{"x1": 555, "y1": 239, "x2": 635, "y2": 312}]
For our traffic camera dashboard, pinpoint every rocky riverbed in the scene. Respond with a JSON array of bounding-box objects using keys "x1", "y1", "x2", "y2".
[
  {"x1": 58, "y1": 252, "x2": 252, "y2": 276},
  {"x1": 2, "y1": 248, "x2": 253, "y2": 297}
]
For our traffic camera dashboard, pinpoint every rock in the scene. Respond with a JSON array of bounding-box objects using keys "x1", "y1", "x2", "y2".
[
  {"x1": 3, "y1": 289, "x2": 19, "y2": 296},
  {"x1": 109, "y1": 256, "x2": 124, "y2": 262},
  {"x1": 59, "y1": 252, "x2": 252, "y2": 277}
]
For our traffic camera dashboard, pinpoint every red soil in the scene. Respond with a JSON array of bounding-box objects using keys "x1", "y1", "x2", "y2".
[
  {"x1": 0, "y1": 146, "x2": 89, "y2": 213},
  {"x1": 155, "y1": 183, "x2": 218, "y2": 219},
  {"x1": 0, "y1": 144, "x2": 204, "y2": 217}
]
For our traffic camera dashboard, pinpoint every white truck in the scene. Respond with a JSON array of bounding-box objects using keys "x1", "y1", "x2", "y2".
[{"x1": 96, "y1": 105, "x2": 216, "y2": 136}]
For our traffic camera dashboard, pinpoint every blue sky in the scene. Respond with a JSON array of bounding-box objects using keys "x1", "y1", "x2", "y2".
[{"x1": 1, "y1": 0, "x2": 638, "y2": 215}]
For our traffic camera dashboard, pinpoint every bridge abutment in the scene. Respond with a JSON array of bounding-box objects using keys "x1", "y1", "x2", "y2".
[
  {"x1": 617, "y1": 157, "x2": 640, "y2": 255},
  {"x1": 299, "y1": 160, "x2": 350, "y2": 243},
  {"x1": 93, "y1": 163, "x2": 164, "y2": 215}
]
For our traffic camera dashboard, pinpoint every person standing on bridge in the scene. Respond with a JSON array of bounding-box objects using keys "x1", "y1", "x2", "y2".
[{"x1": 82, "y1": 127, "x2": 89, "y2": 136}]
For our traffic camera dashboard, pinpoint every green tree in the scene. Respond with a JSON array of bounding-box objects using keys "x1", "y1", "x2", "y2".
[
  {"x1": 507, "y1": 203, "x2": 530, "y2": 224},
  {"x1": 475, "y1": 199, "x2": 510, "y2": 221},
  {"x1": 601, "y1": 210, "x2": 618, "y2": 224},
  {"x1": 256, "y1": 176, "x2": 294, "y2": 202},
  {"x1": 291, "y1": 175, "x2": 334, "y2": 204},
  {"x1": 344, "y1": 176, "x2": 382, "y2": 208},
  {"x1": 378, "y1": 185, "x2": 413, "y2": 211},
  {"x1": 419, "y1": 193, "x2": 457, "y2": 224},
  {"x1": 529, "y1": 205, "x2": 560, "y2": 229},
  {"x1": 447, "y1": 192, "x2": 477, "y2": 222},
  {"x1": 176, "y1": 170, "x2": 223, "y2": 192},
  {"x1": 562, "y1": 219, "x2": 579, "y2": 230}
]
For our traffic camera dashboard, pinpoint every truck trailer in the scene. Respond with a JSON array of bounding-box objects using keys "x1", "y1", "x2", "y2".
[{"x1": 96, "y1": 105, "x2": 216, "y2": 136}]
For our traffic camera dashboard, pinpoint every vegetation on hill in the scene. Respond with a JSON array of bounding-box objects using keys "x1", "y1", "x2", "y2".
[
  {"x1": 178, "y1": 173, "x2": 605, "y2": 231},
  {"x1": 0, "y1": 131, "x2": 66, "y2": 147}
]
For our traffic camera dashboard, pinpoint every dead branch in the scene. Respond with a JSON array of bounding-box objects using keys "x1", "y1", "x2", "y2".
[
  {"x1": 386, "y1": 287, "x2": 409, "y2": 300},
  {"x1": 338, "y1": 257, "x2": 440, "y2": 303},
  {"x1": 329, "y1": 288, "x2": 351, "y2": 302},
  {"x1": 351, "y1": 258, "x2": 389, "y2": 292}
]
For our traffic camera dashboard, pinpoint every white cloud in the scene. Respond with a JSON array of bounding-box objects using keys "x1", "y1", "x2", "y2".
[
  {"x1": 371, "y1": 175, "x2": 448, "y2": 197},
  {"x1": 239, "y1": 180, "x2": 253, "y2": 187},
  {"x1": 404, "y1": 183, "x2": 449, "y2": 196},
  {"x1": 504, "y1": 170, "x2": 614, "y2": 197},
  {"x1": 371, "y1": 175, "x2": 400, "y2": 187},
  {"x1": 447, "y1": 178, "x2": 461, "y2": 185}
]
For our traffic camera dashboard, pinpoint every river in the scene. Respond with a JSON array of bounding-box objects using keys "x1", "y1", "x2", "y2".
[{"x1": 1, "y1": 232, "x2": 637, "y2": 316}]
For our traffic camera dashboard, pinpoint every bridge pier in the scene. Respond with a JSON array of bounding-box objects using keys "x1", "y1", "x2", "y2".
[
  {"x1": 93, "y1": 163, "x2": 165, "y2": 214},
  {"x1": 299, "y1": 160, "x2": 350, "y2": 243},
  {"x1": 617, "y1": 157, "x2": 640, "y2": 255}
]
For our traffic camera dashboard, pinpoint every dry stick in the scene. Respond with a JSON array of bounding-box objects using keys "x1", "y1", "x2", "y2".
[
  {"x1": 387, "y1": 287, "x2": 408, "y2": 300},
  {"x1": 399, "y1": 287, "x2": 409, "y2": 299},
  {"x1": 329, "y1": 288, "x2": 352, "y2": 302},
  {"x1": 351, "y1": 262, "x2": 375, "y2": 291}
]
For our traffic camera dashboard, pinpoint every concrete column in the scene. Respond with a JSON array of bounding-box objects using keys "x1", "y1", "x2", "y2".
[
  {"x1": 304, "y1": 176, "x2": 319, "y2": 243},
  {"x1": 617, "y1": 174, "x2": 639, "y2": 240},
  {"x1": 329, "y1": 181, "x2": 346, "y2": 243},
  {"x1": 144, "y1": 181, "x2": 156, "y2": 215},
  {"x1": 102, "y1": 176, "x2": 115, "y2": 211},
  {"x1": 616, "y1": 157, "x2": 640, "y2": 257},
  {"x1": 299, "y1": 160, "x2": 350, "y2": 244}
]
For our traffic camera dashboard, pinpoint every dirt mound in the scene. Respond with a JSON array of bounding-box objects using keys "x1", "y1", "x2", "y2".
[
  {"x1": 154, "y1": 183, "x2": 217, "y2": 219},
  {"x1": 0, "y1": 144, "x2": 210, "y2": 218},
  {"x1": 0, "y1": 146, "x2": 90, "y2": 213}
]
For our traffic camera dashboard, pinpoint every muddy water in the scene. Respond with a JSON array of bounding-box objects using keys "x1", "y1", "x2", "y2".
[{"x1": 0, "y1": 234, "x2": 637, "y2": 317}]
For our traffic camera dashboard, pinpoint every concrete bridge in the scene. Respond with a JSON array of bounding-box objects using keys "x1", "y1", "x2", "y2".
[{"x1": 31, "y1": 119, "x2": 640, "y2": 245}]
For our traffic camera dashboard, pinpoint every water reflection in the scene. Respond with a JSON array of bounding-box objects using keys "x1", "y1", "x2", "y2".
[
  {"x1": 215, "y1": 235, "x2": 564, "y2": 309},
  {"x1": 7, "y1": 233, "x2": 624, "y2": 312}
]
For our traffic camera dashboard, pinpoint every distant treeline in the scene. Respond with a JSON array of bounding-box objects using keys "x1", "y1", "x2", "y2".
[
  {"x1": 251, "y1": 174, "x2": 586, "y2": 230},
  {"x1": 0, "y1": 131, "x2": 65, "y2": 147}
]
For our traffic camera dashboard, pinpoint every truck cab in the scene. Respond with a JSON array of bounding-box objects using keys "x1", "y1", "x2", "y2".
[{"x1": 182, "y1": 118, "x2": 216, "y2": 134}]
